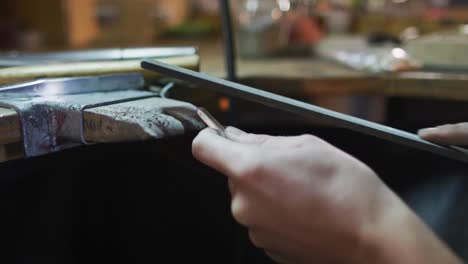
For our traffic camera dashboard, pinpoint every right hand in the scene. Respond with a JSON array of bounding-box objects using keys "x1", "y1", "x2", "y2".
[{"x1": 192, "y1": 127, "x2": 461, "y2": 264}]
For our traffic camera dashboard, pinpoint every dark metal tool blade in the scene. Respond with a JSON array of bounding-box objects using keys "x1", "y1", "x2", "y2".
[{"x1": 141, "y1": 59, "x2": 468, "y2": 163}]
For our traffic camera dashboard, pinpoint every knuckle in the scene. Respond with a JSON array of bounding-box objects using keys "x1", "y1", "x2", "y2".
[
  {"x1": 453, "y1": 123, "x2": 468, "y2": 133},
  {"x1": 231, "y1": 196, "x2": 251, "y2": 226},
  {"x1": 253, "y1": 134, "x2": 270, "y2": 145},
  {"x1": 460, "y1": 123, "x2": 468, "y2": 130},
  {"x1": 234, "y1": 151, "x2": 263, "y2": 180},
  {"x1": 442, "y1": 124, "x2": 457, "y2": 133},
  {"x1": 235, "y1": 158, "x2": 265, "y2": 183},
  {"x1": 439, "y1": 124, "x2": 458, "y2": 133},
  {"x1": 298, "y1": 134, "x2": 321, "y2": 144}
]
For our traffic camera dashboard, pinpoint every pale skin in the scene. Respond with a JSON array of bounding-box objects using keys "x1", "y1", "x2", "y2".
[
  {"x1": 418, "y1": 123, "x2": 468, "y2": 146},
  {"x1": 192, "y1": 125, "x2": 466, "y2": 264}
]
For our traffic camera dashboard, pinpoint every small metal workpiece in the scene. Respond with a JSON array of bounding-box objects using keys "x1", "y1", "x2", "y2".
[
  {"x1": 0, "y1": 47, "x2": 197, "y2": 67},
  {"x1": 196, "y1": 107, "x2": 226, "y2": 137},
  {"x1": 0, "y1": 73, "x2": 144, "y2": 96}
]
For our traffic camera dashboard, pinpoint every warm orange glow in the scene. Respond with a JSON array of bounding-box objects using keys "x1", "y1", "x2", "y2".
[{"x1": 218, "y1": 97, "x2": 231, "y2": 112}]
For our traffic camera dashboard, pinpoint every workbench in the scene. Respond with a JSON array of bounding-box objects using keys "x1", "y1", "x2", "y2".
[
  {"x1": 0, "y1": 55, "x2": 202, "y2": 161},
  {"x1": 2, "y1": 41, "x2": 468, "y2": 264}
]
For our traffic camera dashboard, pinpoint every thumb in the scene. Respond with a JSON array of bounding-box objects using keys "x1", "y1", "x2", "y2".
[
  {"x1": 418, "y1": 123, "x2": 468, "y2": 146},
  {"x1": 192, "y1": 128, "x2": 254, "y2": 178}
]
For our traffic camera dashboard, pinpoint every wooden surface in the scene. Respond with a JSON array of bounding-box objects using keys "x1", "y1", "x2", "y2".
[{"x1": 0, "y1": 108, "x2": 21, "y2": 144}]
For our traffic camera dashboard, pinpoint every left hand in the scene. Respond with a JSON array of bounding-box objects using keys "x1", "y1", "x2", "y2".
[{"x1": 418, "y1": 123, "x2": 468, "y2": 145}]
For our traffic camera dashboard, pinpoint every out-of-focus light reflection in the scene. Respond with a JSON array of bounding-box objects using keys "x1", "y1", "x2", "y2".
[
  {"x1": 271, "y1": 8, "x2": 282, "y2": 20},
  {"x1": 246, "y1": 0, "x2": 259, "y2": 12},
  {"x1": 41, "y1": 82, "x2": 65, "y2": 96},
  {"x1": 461, "y1": 25, "x2": 468, "y2": 35},
  {"x1": 277, "y1": 0, "x2": 291, "y2": 11},
  {"x1": 391, "y1": 48, "x2": 407, "y2": 59}
]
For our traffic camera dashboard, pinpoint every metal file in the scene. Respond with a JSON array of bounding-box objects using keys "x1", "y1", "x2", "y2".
[{"x1": 141, "y1": 59, "x2": 468, "y2": 163}]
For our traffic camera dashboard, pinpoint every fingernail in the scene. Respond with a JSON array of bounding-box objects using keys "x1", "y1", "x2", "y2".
[{"x1": 418, "y1": 128, "x2": 436, "y2": 136}]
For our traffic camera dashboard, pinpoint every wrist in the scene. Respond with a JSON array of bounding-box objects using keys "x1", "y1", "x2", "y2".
[{"x1": 357, "y1": 190, "x2": 462, "y2": 264}]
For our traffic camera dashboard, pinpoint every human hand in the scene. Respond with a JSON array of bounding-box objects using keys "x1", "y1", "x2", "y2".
[
  {"x1": 419, "y1": 123, "x2": 468, "y2": 146},
  {"x1": 192, "y1": 127, "x2": 462, "y2": 264}
]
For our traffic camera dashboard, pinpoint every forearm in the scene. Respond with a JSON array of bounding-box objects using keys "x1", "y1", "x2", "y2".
[{"x1": 363, "y1": 194, "x2": 462, "y2": 264}]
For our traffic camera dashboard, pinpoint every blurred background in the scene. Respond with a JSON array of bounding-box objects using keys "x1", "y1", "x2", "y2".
[{"x1": 1, "y1": 0, "x2": 468, "y2": 56}]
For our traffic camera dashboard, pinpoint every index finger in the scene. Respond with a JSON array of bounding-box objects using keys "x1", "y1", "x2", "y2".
[{"x1": 192, "y1": 128, "x2": 254, "y2": 178}]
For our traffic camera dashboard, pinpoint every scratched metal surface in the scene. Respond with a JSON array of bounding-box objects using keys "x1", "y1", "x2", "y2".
[
  {"x1": 83, "y1": 97, "x2": 205, "y2": 143},
  {"x1": 0, "y1": 90, "x2": 157, "y2": 157}
]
